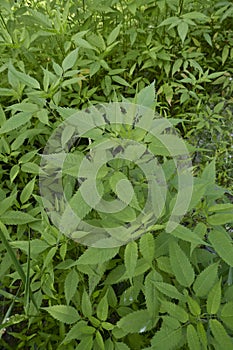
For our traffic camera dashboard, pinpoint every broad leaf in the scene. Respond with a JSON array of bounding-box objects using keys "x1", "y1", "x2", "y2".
[
  {"x1": 43, "y1": 305, "x2": 80, "y2": 324},
  {"x1": 77, "y1": 247, "x2": 119, "y2": 265},
  {"x1": 208, "y1": 228, "x2": 233, "y2": 266},
  {"x1": 209, "y1": 319, "x2": 233, "y2": 349},
  {"x1": 206, "y1": 279, "x2": 221, "y2": 314},
  {"x1": 124, "y1": 241, "x2": 138, "y2": 282},
  {"x1": 220, "y1": 301, "x2": 233, "y2": 330},
  {"x1": 169, "y1": 240, "x2": 195, "y2": 287},
  {"x1": 193, "y1": 263, "x2": 219, "y2": 297},
  {"x1": 186, "y1": 324, "x2": 201, "y2": 350}
]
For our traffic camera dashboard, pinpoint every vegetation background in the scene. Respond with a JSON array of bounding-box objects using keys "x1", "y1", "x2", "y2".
[{"x1": 0, "y1": 0, "x2": 232, "y2": 349}]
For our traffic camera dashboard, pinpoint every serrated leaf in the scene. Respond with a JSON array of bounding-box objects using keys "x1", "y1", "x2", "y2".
[
  {"x1": 161, "y1": 301, "x2": 189, "y2": 323},
  {"x1": 197, "y1": 322, "x2": 207, "y2": 349},
  {"x1": 1, "y1": 211, "x2": 38, "y2": 225},
  {"x1": 0, "y1": 192, "x2": 17, "y2": 216},
  {"x1": 76, "y1": 336, "x2": 93, "y2": 350},
  {"x1": 193, "y1": 263, "x2": 219, "y2": 297},
  {"x1": 43, "y1": 305, "x2": 80, "y2": 324},
  {"x1": 145, "y1": 271, "x2": 160, "y2": 317},
  {"x1": 124, "y1": 241, "x2": 138, "y2": 283},
  {"x1": 208, "y1": 228, "x2": 233, "y2": 266},
  {"x1": 62, "y1": 48, "x2": 79, "y2": 72},
  {"x1": 117, "y1": 310, "x2": 153, "y2": 334},
  {"x1": 97, "y1": 294, "x2": 108, "y2": 321},
  {"x1": 62, "y1": 321, "x2": 88, "y2": 344},
  {"x1": 201, "y1": 159, "x2": 215, "y2": 184},
  {"x1": 9, "y1": 63, "x2": 40, "y2": 89},
  {"x1": 81, "y1": 289, "x2": 92, "y2": 318},
  {"x1": 187, "y1": 324, "x2": 201, "y2": 350},
  {"x1": 65, "y1": 269, "x2": 79, "y2": 305},
  {"x1": 207, "y1": 279, "x2": 221, "y2": 314},
  {"x1": 169, "y1": 240, "x2": 195, "y2": 287},
  {"x1": 186, "y1": 296, "x2": 201, "y2": 316},
  {"x1": 0, "y1": 112, "x2": 32, "y2": 135},
  {"x1": 170, "y1": 224, "x2": 206, "y2": 246},
  {"x1": 20, "y1": 177, "x2": 36, "y2": 204},
  {"x1": 61, "y1": 125, "x2": 75, "y2": 148},
  {"x1": 151, "y1": 317, "x2": 182, "y2": 350},
  {"x1": 209, "y1": 319, "x2": 233, "y2": 349},
  {"x1": 220, "y1": 301, "x2": 233, "y2": 330},
  {"x1": 77, "y1": 247, "x2": 118, "y2": 265},
  {"x1": 154, "y1": 282, "x2": 185, "y2": 301},
  {"x1": 136, "y1": 82, "x2": 155, "y2": 108},
  {"x1": 107, "y1": 24, "x2": 121, "y2": 46},
  {"x1": 139, "y1": 233, "x2": 155, "y2": 265}
]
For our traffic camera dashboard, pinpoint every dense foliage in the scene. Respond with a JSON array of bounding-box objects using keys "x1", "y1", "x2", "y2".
[{"x1": 0, "y1": 0, "x2": 232, "y2": 349}]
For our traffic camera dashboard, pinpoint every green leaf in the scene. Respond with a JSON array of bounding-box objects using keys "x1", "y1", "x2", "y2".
[
  {"x1": 201, "y1": 159, "x2": 216, "y2": 184},
  {"x1": 72, "y1": 36, "x2": 96, "y2": 50},
  {"x1": 220, "y1": 301, "x2": 233, "y2": 330},
  {"x1": 139, "y1": 233, "x2": 155, "y2": 265},
  {"x1": 0, "y1": 192, "x2": 17, "y2": 216},
  {"x1": 186, "y1": 296, "x2": 201, "y2": 316},
  {"x1": 151, "y1": 317, "x2": 182, "y2": 350},
  {"x1": 208, "y1": 203, "x2": 233, "y2": 212},
  {"x1": 21, "y1": 162, "x2": 40, "y2": 174},
  {"x1": 154, "y1": 282, "x2": 185, "y2": 301},
  {"x1": 197, "y1": 322, "x2": 207, "y2": 349},
  {"x1": 136, "y1": 82, "x2": 155, "y2": 108},
  {"x1": 208, "y1": 213, "x2": 233, "y2": 225},
  {"x1": 0, "y1": 222, "x2": 26, "y2": 284},
  {"x1": 20, "y1": 177, "x2": 36, "y2": 204},
  {"x1": 170, "y1": 224, "x2": 206, "y2": 246},
  {"x1": 10, "y1": 164, "x2": 20, "y2": 183},
  {"x1": 187, "y1": 324, "x2": 201, "y2": 350},
  {"x1": 62, "y1": 48, "x2": 79, "y2": 72},
  {"x1": 107, "y1": 24, "x2": 121, "y2": 46},
  {"x1": 76, "y1": 336, "x2": 93, "y2": 350},
  {"x1": 124, "y1": 241, "x2": 138, "y2": 283},
  {"x1": 208, "y1": 228, "x2": 233, "y2": 266},
  {"x1": 97, "y1": 293, "x2": 108, "y2": 321},
  {"x1": 95, "y1": 331, "x2": 105, "y2": 350},
  {"x1": 193, "y1": 263, "x2": 219, "y2": 297},
  {"x1": 0, "y1": 112, "x2": 32, "y2": 135},
  {"x1": 65, "y1": 269, "x2": 79, "y2": 305},
  {"x1": 222, "y1": 45, "x2": 229, "y2": 65},
  {"x1": 77, "y1": 247, "x2": 119, "y2": 265},
  {"x1": 161, "y1": 301, "x2": 189, "y2": 323},
  {"x1": 43, "y1": 305, "x2": 80, "y2": 324},
  {"x1": 207, "y1": 279, "x2": 221, "y2": 314},
  {"x1": 144, "y1": 271, "x2": 160, "y2": 317},
  {"x1": 1, "y1": 211, "x2": 38, "y2": 225},
  {"x1": 61, "y1": 125, "x2": 75, "y2": 149},
  {"x1": 112, "y1": 75, "x2": 131, "y2": 87},
  {"x1": 209, "y1": 319, "x2": 233, "y2": 349},
  {"x1": 169, "y1": 240, "x2": 195, "y2": 287},
  {"x1": 9, "y1": 63, "x2": 40, "y2": 89},
  {"x1": 10, "y1": 239, "x2": 49, "y2": 256},
  {"x1": 177, "y1": 21, "x2": 189, "y2": 44},
  {"x1": 81, "y1": 289, "x2": 92, "y2": 318},
  {"x1": 117, "y1": 310, "x2": 153, "y2": 334},
  {"x1": 62, "y1": 321, "x2": 89, "y2": 344},
  {"x1": 158, "y1": 17, "x2": 180, "y2": 27}
]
